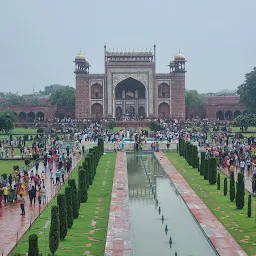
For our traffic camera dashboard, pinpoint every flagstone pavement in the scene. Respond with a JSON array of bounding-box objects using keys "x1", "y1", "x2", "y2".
[{"x1": 0, "y1": 155, "x2": 81, "y2": 256}]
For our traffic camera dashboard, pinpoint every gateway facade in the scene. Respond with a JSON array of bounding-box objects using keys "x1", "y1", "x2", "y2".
[{"x1": 75, "y1": 46, "x2": 186, "y2": 119}]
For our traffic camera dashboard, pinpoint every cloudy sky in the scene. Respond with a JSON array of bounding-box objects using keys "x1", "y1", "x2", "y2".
[{"x1": 0, "y1": 0, "x2": 255, "y2": 94}]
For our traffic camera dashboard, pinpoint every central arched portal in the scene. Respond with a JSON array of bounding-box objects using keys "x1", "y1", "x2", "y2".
[{"x1": 114, "y1": 77, "x2": 147, "y2": 118}]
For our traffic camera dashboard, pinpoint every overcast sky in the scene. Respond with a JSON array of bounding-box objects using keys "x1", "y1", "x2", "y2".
[{"x1": 0, "y1": 0, "x2": 255, "y2": 94}]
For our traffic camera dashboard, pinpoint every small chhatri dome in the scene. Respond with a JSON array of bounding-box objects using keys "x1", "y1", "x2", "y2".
[
  {"x1": 174, "y1": 52, "x2": 185, "y2": 60},
  {"x1": 75, "y1": 50, "x2": 85, "y2": 60}
]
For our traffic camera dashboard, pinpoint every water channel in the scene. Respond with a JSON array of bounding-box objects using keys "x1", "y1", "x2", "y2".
[{"x1": 127, "y1": 152, "x2": 217, "y2": 256}]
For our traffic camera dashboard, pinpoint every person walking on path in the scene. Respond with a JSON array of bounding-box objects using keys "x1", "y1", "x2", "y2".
[
  {"x1": 30, "y1": 170, "x2": 34, "y2": 182},
  {"x1": 61, "y1": 168, "x2": 65, "y2": 183},
  {"x1": 19, "y1": 194, "x2": 25, "y2": 216},
  {"x1": 35, "y1": 160, "x2": 39, "y2": 175},
  {"x1": 8, "y1": 174, "x2": 13, "y2": 187},
  {"x1": 42, "y1": 185, "x2": 47, "y2": 205},
  {"x1": 3, "y1": 185, "x2": 8, "y2": 203},
  {"x1": 29, "y1": 186, "x2": 36, "y2": 205},
  {"x1": 37, "y1": 186, "x2": 42, "y2": 205}
]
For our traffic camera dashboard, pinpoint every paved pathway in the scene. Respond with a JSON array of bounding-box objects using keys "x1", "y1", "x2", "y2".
[
  {"x1": 104, "y1": 152, "x2": 132, "y2": 256},
  {"x1": 219, "y1": 166, "x2": 253, "y2": 194},
  {"x1": 0, "y1": 155, "x2": 81, "y2": 256},
  {"x1": 155, "y1": 151, "x2": 247, "y2": 256}
]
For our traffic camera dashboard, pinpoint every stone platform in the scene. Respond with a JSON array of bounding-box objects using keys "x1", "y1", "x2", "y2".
[
  {"x1": 154, "y1": 151, "x2": 247, "y2": 256},
  {"x1": 104, "y1": 152, "x2": 132, "y2": 256}
]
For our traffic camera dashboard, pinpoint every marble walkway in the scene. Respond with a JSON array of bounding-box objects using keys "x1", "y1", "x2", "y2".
[
  {"x1": 0, "y1": 155, "x2": 81, "y2": 256},
  {"x1": 155, "y1": 151, "x2": 247, "y2": 256}
]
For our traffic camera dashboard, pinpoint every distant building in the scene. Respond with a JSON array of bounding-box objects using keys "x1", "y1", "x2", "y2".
[
  {"x1": 186, "y1": 96, "x2": 247, "y2": 120},
  {"x1": 74, "y1": 46, "x2": 186, "y2": 119}
]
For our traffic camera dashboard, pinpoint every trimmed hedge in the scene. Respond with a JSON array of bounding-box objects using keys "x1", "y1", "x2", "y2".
[
  {"x1": 65, "y1": 186, "x2": 73, "y2": 228},
  {"x1": 204, "y1": 159, "x2": 209, "y2": 180},
  {"x1": 78, "y1": 168, "x2": 87, "y2": 203},
  {"x1": 28, "y1": 234, "x2": 39, "y2": 256},
  {"x1": 230, "y1": 171, "x2": 235, "y2": 202},
  {"x1": 236, "y1": 172, "x2": 245, "y2": 209},
  {"x1": 49, "y1": 205, "x2": 60, "y2": 255},
  {"x1": 200, "y1": 152, "x2": 206, "y2": 176},
  {"x1": 57, "y1": 194, "x2": 68, "y2": 240}
]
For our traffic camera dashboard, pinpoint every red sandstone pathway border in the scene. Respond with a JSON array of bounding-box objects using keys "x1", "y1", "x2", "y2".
[
  {"x1": 104, "y1": 152, "x2": 132, "y2": 256},
  {"x1": 0, "y1": 156, "x2": 81, "y2": 256},
  {"x1": 155, "y1": 151, "x2": 248, "y2": 256}
]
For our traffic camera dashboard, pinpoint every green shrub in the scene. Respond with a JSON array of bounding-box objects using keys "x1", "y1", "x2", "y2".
[
  {"x1": 28, "y1": 234, "x2": 39, "y2": 256},
  {"x1": 25, "y1": 159, "x2": 31, "y2": 166},
  {"x1": 204, "y1": 159, "x2": 209, "y2": 180},
  {"x1": 217, "y1": 173, "x2": 220, "y2": 190},
  {"x1": 224, "y1": 177, "x2": 227, "y2": 196},
  {"x1": 200, "y1": 152, "x2": 206, "y2": 176},
  {"x1": 37, "y1": 128, "x2": 44, "y2": 133},
  {"x1": 230, "y1": 171, "x2": 235, "y2": 202},
  {"x1": 78, "y1": 168, "x2": 87, "y2": 203},
  {"x1": 208, "y1": 157, "x2": 217, "y2": 185},
  {"x1": 65, "y1": 186, "x2": 73, "y2": 228},
  {"x1": 68, "y1": 179, "x2": 79, "y2": 219},
  {"x1": 87, "y1": 154, "x2": 94, "y2": 185},
  {"x1": 236, "y1": 172, "x2": 245, "y2": 209},
  {"x1": 1, "y1": 173, "x2": 7, "y2": 180},
  {"x1": 49, "y1": 205, "x2": 60, "y2": 255},
  {"x1": 248, "y1": 194, "x2": 252, "y2": 218},
  {"x1": 77, "y1": 188, "x2": 81, "y2": 209},
  {"x1": 13, "y1": 165, "x2": 20, "y2": 171},
  {"x1": 57, "y1": 194, "x2": 68, "y2": 240},
  {"x1": 98, "y1": 137, "x2": 104, "y2": 155},
  {"x1": 32, "y1": 153, "x2": 39, "y2": 160},
  {"x1": 192, "y1": 145, "x2": 198, "y2": 168}
]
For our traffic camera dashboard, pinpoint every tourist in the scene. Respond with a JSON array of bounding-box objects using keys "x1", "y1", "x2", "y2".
[
  {"x1": 55, "y1": 169, "x2": 61, "y2": 185},
  {"x1": 19, "y1": 194, "x2": 25, "y2": 216},
  {"x1": 240, "y1": 159, "x2": 245, "y2": 174},
  {"x1": 42, "y1": 185, "x2": 47, "y2": 205},
  {"x1": 0, "y1": 186, "x2": 3, "y2": 207},
  {"x1": 3, "y1": 185, "x2": 8, "y2": 203},
  {"x1": 29, "y1": 186, "x2": 36, "y2": 205},
  {"x1": 61, "y1": 168, "x2": 65, "y2": 183},
  {"x1": 37, "y1": 186, "x2": 42, "y2": 205},
  {"x1": 30, "y1": 170, "x2": 34, "y2": 182},
  {"x1": 8, "y1": 174, "x2": 12, "y2": 187}
]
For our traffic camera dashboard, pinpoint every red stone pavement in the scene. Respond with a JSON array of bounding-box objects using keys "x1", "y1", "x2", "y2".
[
  {"x1": 104, "y1": 152, "x2": 132, "y2": 256},
  {"x1": 155, "y1": 151, "x2": 248, "y2": 256},
  {"x1": 0, "y1": 155, "x2": 81, "y2": 256}
]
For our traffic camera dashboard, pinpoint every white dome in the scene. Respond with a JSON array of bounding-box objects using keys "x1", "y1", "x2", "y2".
[
  {"x1": 75, "y1": 50, "x2": 85, "y2": 60},
  {"x1": 175, "y1": 53, "x2": 185, "y2": 60}
]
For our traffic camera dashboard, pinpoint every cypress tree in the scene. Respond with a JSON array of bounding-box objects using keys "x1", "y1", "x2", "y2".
[
  {"x1": 217, "y1": 173, "x2": 220, "y2": 190},
  {"x1": 68, "y1": 179, "x2": 79, "y2": 218},
  {"x1": 230, "y1": 171, "x2": 235, "y2": 202},
  {"x1": 188, "y1": 144, "x2": 193, "y2": 166},
  {"x1": 77, "y1": 188, "x2": 81, "y2": 209},
  {"x1": 98, "y1": 137, "x2": 104, "y2": 155},
  {"x1": 178, "y1": 138, "x2": 181, "y2": 155},
  {"x1": 248, "y1": 194, "x2": 252, "y2": 218},
  {"x1": 224, "y1": 177, "x2": 228, "y2": 196},
  {"x1": 204, "y1": 159, "x2": 209, "y2": 180},
  {"x1": 208, "y1": 157, "x2": 217, "y2": 185},
  {"x1": 88, "y1": 153, "x2": 95, "y2": 183},
  {"x1": 197, "y1": 157, "x2": 200, "y2": 172},
  {"x1": 78, "y1": 168, "x2": 87, "y2": 203},
  {"x1": 82, "y1": 161, "x2": 89, "y2": 189},
  {"x1": 49, "y1": 205, "x2": 60, "y2": 255},
  {"x1": 200, "y1": 152, "x2": 206, "y2": 176},
  {"x1": 192, "y1": 146, "x2": 198, "y2": 169},
  {"x1": 65, "y1": 186, "x2": 73, "y2": 228},
  {"x1": 85, "y1": 156, "x2": 93, "y2": 185},
  {"x1": 236, "y1": 172, "x2": 245, "y2": 209},
  {"x1": 57, "y1": 194, "x2": 68, "y2": 240},
  {"x1": 28, "y1": 234, "x2": 39, "y2": 256}
]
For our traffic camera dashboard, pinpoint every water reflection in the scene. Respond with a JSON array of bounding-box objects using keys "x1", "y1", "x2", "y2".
[{"x1": 127, "y1": 153, "x2": 217, "y2": 256}]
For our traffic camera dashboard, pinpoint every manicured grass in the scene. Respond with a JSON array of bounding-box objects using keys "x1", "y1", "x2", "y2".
[
  {"x1": 0, "y1": 160, "x2": 25, "y2": 176},
  {"x1": 12, "y1": 152, "x2": 116, "y2": 256},
  {"x1": 12, "y1": 128, "x2": 38, "y2": 134},
  {"x1": 232, "y1": 126, "x2": 256, "y2": 133},
  {"x1": 165, "y1": 153, "x2": 256, "y2": 256}
]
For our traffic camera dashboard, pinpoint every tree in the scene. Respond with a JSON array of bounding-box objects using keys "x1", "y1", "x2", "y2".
[
  {"x1": 248, "y1": 195, "x2": 252, "y2": 218},
  {"x1": 49, "y1": 86, "x2": 75, "y2": 107},
  {"x1": 224, "y1": 177, "x2": 228, "y2": 196},
  {"x1": 29, "y1": 97, "x2": 41, "y2": 106},
  {"x1": 5, "y1": 93, "x2": 26, "y2": 105},
  {"x1": 230, "y1": 171, "x2": 235, "y2": 202},
  {"x1": 57, "y1": 194, "x2": 68, "y2": 240},
  {"x1": 200, "y1": 152, "x2": 206, "y2": 176},
  {"x1": 78, "y1": 168, "x2": 88, "y2": 203},
  {"x1": 28, "y1": 234, "x2": 39, "y2": 256},
  {"x1": 233, "y1": 113, "x2": 256, "y2": 132},
  {"x1": 65, "y1": 186, "x2": 73, "y2": 228},
  {"x1": 185, "y1": 89, "x2": 205, "y2": 106},
  {"x1": 49, "y1": 205, "x2": 60, "y2": 255},
  {"x1": 217, "y1": 173, "x2": 220, "y2": 190},
  {"x1": 0, "y1": 111, "x2": 16, "y2": 133},
  {"x1": 68, "y1": 179, "x2": 79, "y2": 219},
  {"x1": 237, "y1": 67, "x2": 256, "y2": 113},
  {"x1": 204, "y1": 159, "x2": 209, "y2": 180},
  {"x1": 148, "y1": 121, "x2": 163, "y2": 132},
  {"x1": 192, "y1": 145, "x2": 198, "y2": 168},
  {"x1": 208, "y1": 158, "x2": 217, "y2": 185},
  {"x1": 236, "y1": 172, "x2": 245, "y2": 209}
]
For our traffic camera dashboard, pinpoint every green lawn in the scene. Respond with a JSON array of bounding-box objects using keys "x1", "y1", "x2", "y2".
[
  {"x1": 165, "y1": 153, "x2": 256, "y2": 256},
  {"x1": 0, "y1": 160, "x2": 25, "y2": 176},
  {"x1": 232, "y1": 126, "x2": 256, "y2": 133},
  {"x1": 12, "y1": 152, "x2": 116, "y2": 256},
  {"x1": 11, "y1": 128, "x2": 38, "y2": 134}
]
